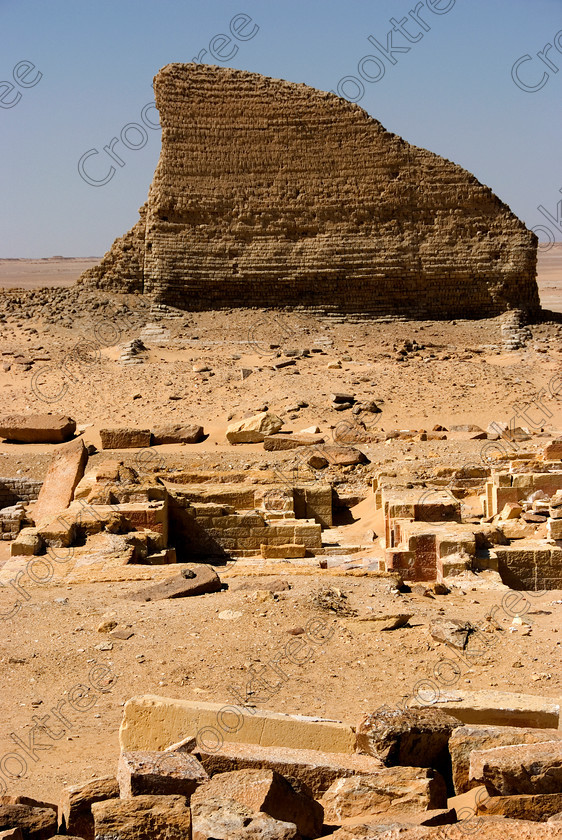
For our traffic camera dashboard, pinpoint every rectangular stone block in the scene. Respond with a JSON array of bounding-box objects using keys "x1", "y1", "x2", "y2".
[
  {"x1": 59, "y1": 776, "x2": 119, "y2": 840},
  {"x1": 411, "y1": 690, "x2": 560, "y2": 729},
  {"x1": 33, "y1": 440, "x2": 87, "y2": 528},
  {"x1": 192, "y1": 741, "x2": 384, "y2": 797},
  {"x1": 119, "y1": 695, "x2": 357, "y2": 755},
  {"x1": 261, "y1": 544, "x2": 306, "y2": 559},
  {"x1": 99, "y1": 428, "x2": 151, "y2": 449},
  {"x1": 449, "y1": 725, "x2": 562, "y2": 795},
  {"x1": 470, "y1": 740, "x2": 562, "y2": 795}
]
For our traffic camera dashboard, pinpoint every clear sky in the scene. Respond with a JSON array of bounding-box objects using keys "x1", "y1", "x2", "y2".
[{"x1": 1, "y1": 0, "x2": 561, "y2": 257}]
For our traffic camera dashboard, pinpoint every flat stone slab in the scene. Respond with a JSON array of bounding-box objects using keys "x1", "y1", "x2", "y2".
[
  {"x1": 192, "y1": 741, "x2": 384, "y2": 797},
  {"x1": 151, "y1": 425, "x2": 204, "y2": 445},
  {"x1": 128, "y1": 565, "x2": 222, "y2": 601},
  {"x1": 0, "y1": 414, "x2": 76, "y2": 443},
  {"x1": 450, "y1": 724, "x2": 562, "y2": 795},
  {"x1": 263, "y1": 433, "x2": 325, "y2": 451},
  {"x1": 477, "y1": 792, "x2": 562, "y2": 821},
  {"x1": 118, "y1": 750, "x2": 208, "y2": 798},
  {"x1": 119, "y1": 695, "x2": 357, "y2": 755},
  {"x1": 91, "y1": 795, "x2": 191, "y2": 840},
  {"x1": 99, "y1": 428, "x2": 151, "y2": 449},
  {"x1": 410, "y1": 690, "x2": 560, "y2": 729},
  {"x1": 32, "y1": 439, "x2": 87, "y2": 528},
  {"x1": 470, "y1": 740, "x2": 562, "y2": 795}
]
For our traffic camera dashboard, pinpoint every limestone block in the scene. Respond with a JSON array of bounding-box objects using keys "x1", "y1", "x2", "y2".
[
  {"x1": 0, "y1": 414, "x2": 76, "y2": 443},
  {"x1": 119, "y1": 695, "x2": 357, "y2": 754},
  {"x1": 99, "y1": 429, "x2": 151, "y2": 449}
]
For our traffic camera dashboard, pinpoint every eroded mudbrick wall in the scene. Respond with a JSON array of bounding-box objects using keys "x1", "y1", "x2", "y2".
[{"x1": 81, "y1": 63, "x2": 540, "y2": 318}]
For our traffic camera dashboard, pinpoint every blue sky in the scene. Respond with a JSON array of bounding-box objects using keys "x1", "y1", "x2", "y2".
[{"x1": 1, "y1": 0, "x2": 561, "y2": 257}]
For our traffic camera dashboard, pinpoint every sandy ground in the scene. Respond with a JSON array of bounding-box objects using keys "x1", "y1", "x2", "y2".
[
  {"x1": 0, "y1": 252, "x2": 560, "y2": 804},
  {"x1": 0, "y1": 258, "x2": 99, "y2": 290}
]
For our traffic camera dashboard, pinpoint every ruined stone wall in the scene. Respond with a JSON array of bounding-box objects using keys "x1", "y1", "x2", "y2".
[
  {"x1": 0, "y1": 477, "x2": 42, "y2": 509},
  {"x1": 82, "y1": 63, "x2": 539, "y2": 318}
]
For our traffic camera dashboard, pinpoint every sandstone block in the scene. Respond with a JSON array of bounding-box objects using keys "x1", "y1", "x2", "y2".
[
  {"x1": 320, "y1": 766, "x2": 447, "y2": 823},
  {"x1": 548, "y1": 519, "x2": 562, "y2": 539},
  {"x1": 0, "y1": 414, "x2": 76, "y2": 444},
  {"x1": 129, "y1": 565, "x2": 221, "y2": 601},
  {"x1": 356, "y1": 707, "x2": 461, "y2": 769},
  {"x1": 99, "y1": 429, "x2": 151, "y2": 449},
  {"x1": 117, "y1": 750, "x2": 208, "y2": 799},
  {"x1": 190, "y1": 796, "x2": 298, "y2": 840},
  {"x1": 193, "y1": 741, "x2": 385, "y2": 798},
  {"x1": 260, "y1": 543, "x2": 306, "y2": 559},
  {"x1": 10, "y1": 527, "x2": 43, "y2": 557},
  {"x1": 470, "y1": 740, "x2": 562, "y2": 795},
  {"x1": 477, "y1": 792, "x2": 562, "y2": 821},
  {"x1": 32, "y1": 440, "x2": 87, "y2": 528},
  {"x1": 544, "y1": 439, "x2": 562, "y2": 461},
  {"x1": 91, "y1": 795, "x2": 190, "y2": 840},
  {"x1": 190, "y1": 768, "x2": 324, "y2": 838},
  {"x1": 119, "y1": 695, "x2": 357, "y2": 754},
  {"x1": 226, "y1": 412, "x2": 283, "y2": 444},
  {"x1": 449, "y1": 724, "x2": 562, "y2": 795},
  {"x1": 410, "y1": 690, "x2": 560, "y2": 729},
  {"x1": 0, "y1": 805, "x2": 57, "y2": 840},
  {"x1": 263, "y1": 433, "x2": 325, "y2": 451},
  {"x1": 151, "y1": 425, "x2": 204, "y2": 445},
  {"x1": 59, "y1": 776, "x2": 119, "y2": 840}
]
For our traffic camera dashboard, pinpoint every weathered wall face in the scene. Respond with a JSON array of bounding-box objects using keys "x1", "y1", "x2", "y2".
[{"x1": 81, "y1": 63, "x2": 539, "y2": 318}]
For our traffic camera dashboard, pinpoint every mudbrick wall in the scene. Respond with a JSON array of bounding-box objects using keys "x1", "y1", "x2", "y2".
[
  {"x1": 0, "y1": 477, "x2": 42, "y2": 508},
  {"x1": 81, "y1": 63, "x2": 540, "y2": 318}
]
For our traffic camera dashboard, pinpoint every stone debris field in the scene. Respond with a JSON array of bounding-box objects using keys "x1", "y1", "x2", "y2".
[{"x1": 0, "y1": 63, "x2": 560, "y2": 840}]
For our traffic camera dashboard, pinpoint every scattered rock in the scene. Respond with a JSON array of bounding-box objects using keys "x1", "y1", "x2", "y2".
[
  {"x1": 226, "y1": 412, "x2": 283, "y2": 444},
  {"x1": 151, "y1": 425, "x2": 204, "y2": 445},
  {"x1": 99, "y1": 428, "x2": 151, "y2": 449},
  {"x1": 92, "y1": 795, "x2": 191, "y2": 840},
  {"x1": 357, "y1": 707, "x2": 462, "y2": 771},
  {"x1": 0, "y1": 414, "x2": 76, "y2": 443},
  {"x1": 118, "y1": 750, "x2": 208, "y2": 798},
  {"x1": 429, "y1": 618, "x2": 474, "y2": 650},
  {"x1": 190, "y1": 769, "x2": 323, "y2": 839},
  {"x1": 130, "y1": 566, "x2": 221, "y2": 601}
]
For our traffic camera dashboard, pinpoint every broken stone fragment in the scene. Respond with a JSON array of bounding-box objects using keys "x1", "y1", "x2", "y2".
[
  {"x1": 470, "y1": 740, "x2": 562, "y2": 795},
  {"x1": 151, "y1": 424, "x2": 204, "y2": 444},
  {"x1": 307, "y1": 453, "x2": 329, "y2": 469},
  {"x1": 117, "y1": 750, "x2": 208, "y2": 799},
  {"x1": 91, "y1": 795, "x2": 191, "y2": 840},
  {"x1": 477, "y1": 792, "x2": 562, "y2": 822},
  {"x1": 59, "y1": 776, "x2": 119, "y2": 840},
  {"x1": 0, "y1": 804, "x2": 57, "y2": 840},
  {"x1": 191, "y1": 795, "x2": 299, "y2": 840},
  {"x1": 190, "y1": 769, "x2": 323, "y2": 839},
  {"x1": 449, "y1": 724, "x2": 562, "y2": 795},
  {"x1": 429, "y1": 618, "x2": 474, "y2": 649},
  {"x1": 99, "y1": 428, "x2": 151, "y2": 449},
  {"x1": 263, "y1": 432, "x2": 325, "y2": 450},
  {"x1": 129, "y1": 565, "x2": 222, "y2": 601},
  {"x1": 0, "y1": 414, "x2": 76, "y2": 443},
  {"x1": 318, "y1": 446, "x2": 368, "y2": 466},
  {"x1": 355, "y1": 613, "x2": 412, "y2": 630},
  {"x1": 226, "y1": 412, "x2": 283, "y2": 444},
  {"x1": 320, "y1": 766, "x2": 448, "y2": 823},
  {"x1": 356, "y1": 707, "x2": 461, "y2": 772}
]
